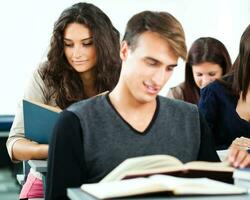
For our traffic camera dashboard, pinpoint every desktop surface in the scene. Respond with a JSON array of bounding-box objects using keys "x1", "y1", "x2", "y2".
[{"x1": 67, "y1": 188, "x2": 250, "y2": 200}]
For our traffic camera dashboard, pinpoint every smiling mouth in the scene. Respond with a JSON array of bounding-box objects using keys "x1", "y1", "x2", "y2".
[
  {"x1": 73, "y1": 60, "x2": 88, "y2": 64},
  {"x1": 143, "y1": 82, "x2": 160, "y2": 94}
]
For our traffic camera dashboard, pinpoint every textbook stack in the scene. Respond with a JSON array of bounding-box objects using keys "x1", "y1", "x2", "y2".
[{"x1": 233, "y1": 168, "x2": 250, "y2": 192}]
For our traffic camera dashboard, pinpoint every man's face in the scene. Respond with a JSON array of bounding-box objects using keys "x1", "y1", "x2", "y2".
[{"x1": 120, "y1": 31, "x2": 178, "y2": 104}]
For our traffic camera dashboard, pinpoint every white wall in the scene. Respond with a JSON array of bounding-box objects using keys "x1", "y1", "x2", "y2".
[{"x1": 0, "y1": 0, "x2": 249, "y2": 114}]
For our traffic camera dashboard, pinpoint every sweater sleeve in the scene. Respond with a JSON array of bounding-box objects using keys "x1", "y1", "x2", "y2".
[
  {"x1": 198, "y1": 85, "x2": 219, "y2": 136},
  {"x1": 197, "y1": 111, "x2": 220, "y2": 162},
  {"x1": 6, "y1": 66, "x2": 48, "y2": 162},
  {"x1": 46, "y1": 110, "x2": 86, "y2": 200}
]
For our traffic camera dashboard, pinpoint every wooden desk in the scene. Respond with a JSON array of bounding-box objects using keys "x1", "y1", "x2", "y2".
[{"x1": 67, "y1": 188, "x2": 250, "y2": 200}]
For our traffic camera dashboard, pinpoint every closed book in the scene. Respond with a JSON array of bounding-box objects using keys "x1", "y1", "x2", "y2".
[
  {"x1": 233, "y1": 168, "x2": 250, "y2": 191},
  {"x1": 233, "y1": 168, "x2": 250, "y2": 180},
  {"x1": 23, "y1": 99, "x2": 61, "y2": 144},
  {"x1": 81, "y1": 175, "x2": 247, "y2": 199}
]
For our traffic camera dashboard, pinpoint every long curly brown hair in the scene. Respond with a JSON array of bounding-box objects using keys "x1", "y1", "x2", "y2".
[{"x1": 39, "y1": 2, "x2": 121, "y2": 109}]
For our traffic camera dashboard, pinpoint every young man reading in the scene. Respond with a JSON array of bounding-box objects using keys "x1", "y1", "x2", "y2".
[{"x1": 46, "y1": 11, "x2": 250, "y2": 200}]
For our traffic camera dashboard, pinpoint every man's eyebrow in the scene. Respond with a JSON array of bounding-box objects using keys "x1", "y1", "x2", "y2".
[
  {"x1": 63, "y1": 37, "x2": 93, "y2": 41},
  {"x1": 144, "y1": 57, "x2": 160, "y2": 63},
  {"x1": 145, "y1": 57, "x2": 177, "y2": 67},
  {"x1": 168, "y1": 64, "x2": 178, "y2": 67}
]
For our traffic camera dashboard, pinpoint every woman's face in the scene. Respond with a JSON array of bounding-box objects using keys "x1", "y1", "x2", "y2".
[
  {"x1": 192, "y1": 62, "x2": 223, "y2": 89},
  {"x1": 63, "y1": 23, "x2": 97, "y2": 75}
]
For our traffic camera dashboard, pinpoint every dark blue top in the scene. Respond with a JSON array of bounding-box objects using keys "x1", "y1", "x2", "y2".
[{"x1": 199, "y1": 77, "x2": 250, "y2": 150}]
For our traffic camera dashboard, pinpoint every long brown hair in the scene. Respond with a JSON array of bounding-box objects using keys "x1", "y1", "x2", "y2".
[
  {"x1": 39, "y1": 2, "x2": 121, "y2": 109},
  {"x1": 183, "y1": 37, "x2": 232, "y2": 104},
  {"x1": 231, "y1": 24, "x2": 250, "y2": 101}
]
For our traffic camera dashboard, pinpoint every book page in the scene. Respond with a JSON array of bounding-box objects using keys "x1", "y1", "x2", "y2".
[
  {"x1": 82, "y1": 178, "x2": 168, "y2": 199},
  {"x1": 101, "y1": 155, "x2": 183, "y2": 183},
  {"x1": 216, "y1": 149, "x2": 229, "y2": 161},
  {"x1": 149, "y1": 175, "x2": 247, "y2": 195},
  {"x1": 82, "y1": 175, "x2": 247, "y2": 199},
  {"x1": 184, "y1": 160, "x2": 234, "y2": 172}
]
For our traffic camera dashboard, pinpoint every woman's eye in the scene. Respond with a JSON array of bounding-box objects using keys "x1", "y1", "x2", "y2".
[
  {"x1": 83, "y1": 41, "x2": 93, "y2": 46},
  {"x1": 64, "y1": 43, "x2": 73, "y2": 47}
]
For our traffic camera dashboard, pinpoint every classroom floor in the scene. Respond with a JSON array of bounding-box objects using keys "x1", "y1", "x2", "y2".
[{"x1": 0, "y1": 167, "x2": 20, "y2": 200}]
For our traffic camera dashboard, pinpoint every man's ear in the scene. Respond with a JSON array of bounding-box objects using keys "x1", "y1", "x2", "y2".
[{"x1": 120, "y1": 41, "x2": 129, "y2": 61}]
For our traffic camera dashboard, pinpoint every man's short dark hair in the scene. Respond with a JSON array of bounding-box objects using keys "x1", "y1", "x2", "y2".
[{"x1": 123, "y1": 11, "x2": 187, "y2": 60}]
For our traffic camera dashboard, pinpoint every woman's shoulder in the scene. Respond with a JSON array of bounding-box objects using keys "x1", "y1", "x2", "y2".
[
  {"x1": 29, "y1": 61, "x2": 47, "y2": 81},
  {"x1": 23, "y1": 62, "x2": 56, "y2": 105},
  {"x1": 167, "y1": 82, "x2": 185, "y2": 100},
  {"x1": 201, "y1": 75, "x2": 234, "y2": 102},
  {"x1": 205, "y1": 74, "x2": 232, "y2": 91},
  {"x1": 205, "y1": 81, "x2": 222, "y2": 91},
  {"x1": 171, "y1": 82, "x2": 185, "y2": 91}
]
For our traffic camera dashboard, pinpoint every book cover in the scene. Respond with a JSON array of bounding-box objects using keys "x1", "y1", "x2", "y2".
[
  {"x1": 101, "y1": 155, "x2": 235, "y2": 184},
  {"x1": 81, "y1": 175, "x2": 247, "y2": 199},
  {"x1": 23, "y1": 99, "x2": 61, "y2": 144}
]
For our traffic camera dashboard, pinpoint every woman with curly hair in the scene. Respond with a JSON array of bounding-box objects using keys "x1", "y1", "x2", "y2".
[{"x1": 6, "y1": 2, "x2": 121, "y2": 199}]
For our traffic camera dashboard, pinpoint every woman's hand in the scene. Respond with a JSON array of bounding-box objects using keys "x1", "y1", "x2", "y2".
[
  {"x1": 232, "y1": 137, "x2": 250, "y2": 148},
  {"x1": 227, "y1": 145, "x2": 250, "y2": 168}
]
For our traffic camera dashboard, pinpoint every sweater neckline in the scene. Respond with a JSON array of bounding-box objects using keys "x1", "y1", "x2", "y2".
[{"x1": 105, "y1": 93, "x2": 160, "y2": 135}]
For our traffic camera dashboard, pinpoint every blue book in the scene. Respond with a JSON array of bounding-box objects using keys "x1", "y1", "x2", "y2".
[{"x1": 23, "y1": 99, "x2": 61, "y2": 144}]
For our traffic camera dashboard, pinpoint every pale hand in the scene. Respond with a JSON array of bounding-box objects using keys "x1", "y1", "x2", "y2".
[
  {"x1": 232, "y1": 137, "x2": 250, "y2": 148},
  {"x1": 227, "y1": 145, "x2": 250, "y2": 168}
]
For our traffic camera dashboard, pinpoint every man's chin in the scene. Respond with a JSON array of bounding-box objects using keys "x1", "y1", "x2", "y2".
[{"x1": 137, "y1": 94, "x2": 157, "y2": 104}]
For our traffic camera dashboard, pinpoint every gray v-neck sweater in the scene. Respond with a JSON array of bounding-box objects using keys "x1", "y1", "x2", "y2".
[{"x1": 46, "y1": 94, "x2": 219, "y2": 200}]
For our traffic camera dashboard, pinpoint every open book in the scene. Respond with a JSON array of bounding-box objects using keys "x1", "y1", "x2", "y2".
[
  {"x1": 82, "y1": 175, "x2": 247, "y2": 199},
  {"x1": 101, "y1": 155, "x2": 235, "y2": 183},
  {"x1": 23, "y1": 99, "x2": 61, "y2": 144}
]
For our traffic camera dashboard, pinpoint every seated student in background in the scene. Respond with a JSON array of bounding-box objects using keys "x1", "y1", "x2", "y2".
[
  {"x1": 46, "y1": 11, "x2": 250, "y2": 200},
  {"x1": 167, "y1": 37, "x2": 231, "y2": 104},
  {"x1": 6, "y1": 2, "x2": 121, "y2": 199},
  {"x1": 199, "y1": 24, "x2": 250, "y2": 150}
]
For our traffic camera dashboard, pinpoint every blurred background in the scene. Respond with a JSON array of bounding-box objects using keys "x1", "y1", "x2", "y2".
[{"x1": 0, "y1": 0, "x2": 249, "y2": 115}]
